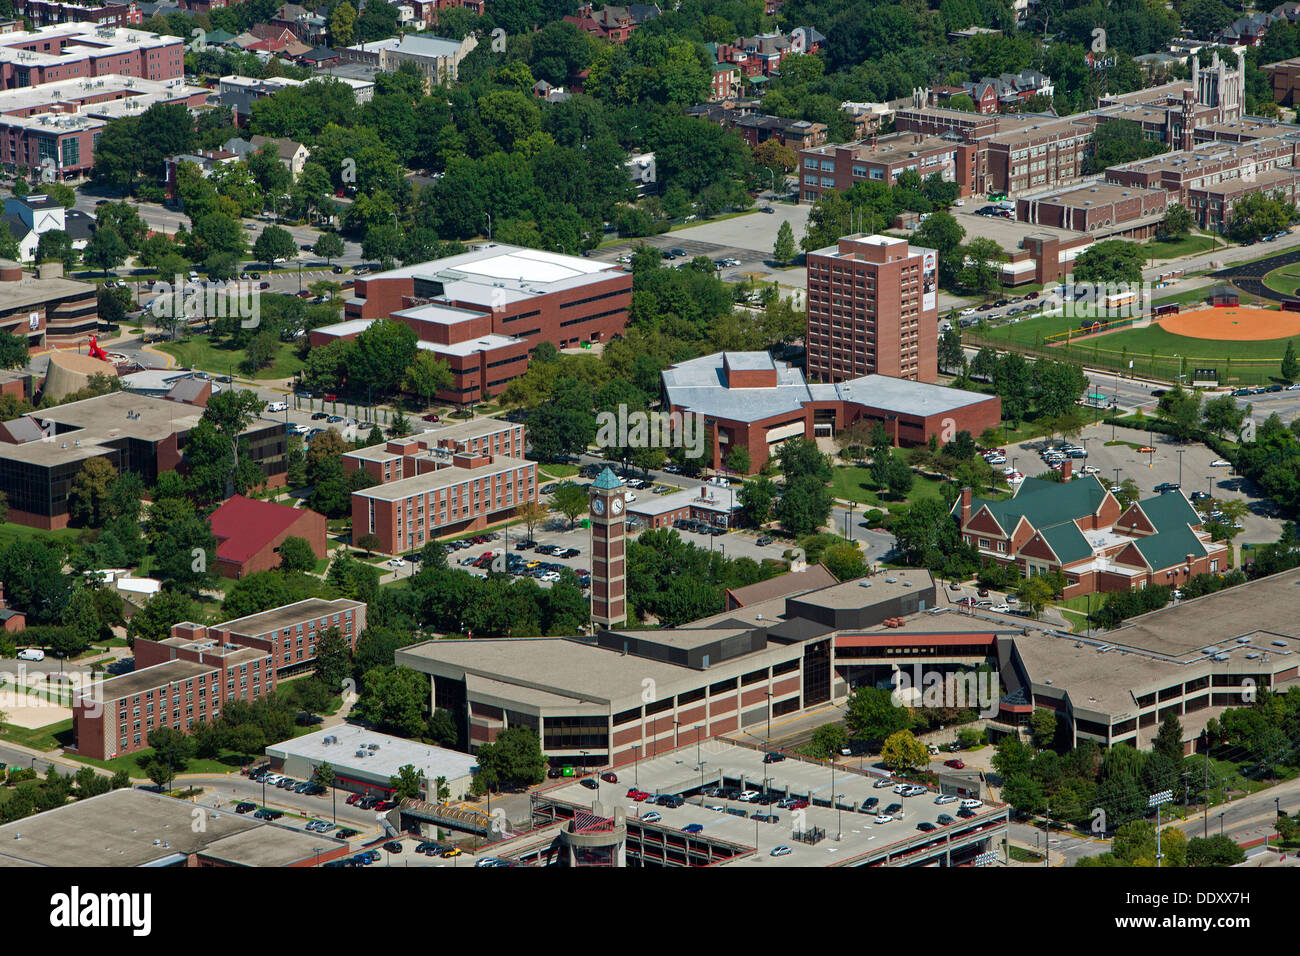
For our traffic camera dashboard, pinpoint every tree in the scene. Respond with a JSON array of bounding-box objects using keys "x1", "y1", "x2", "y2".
[
  {"x1": 739, "y1": 476, "x2": 776, "y2": 527},
  {"x1": 822, "y1": 540, "x2": 866, "y2": 581},
  {"x1": 845, "y1": 686, "x2": 911, "y2": 744},
  {"x1": 354, "y1": 319, "x2": 417, "y2": 397},
  {"x1": 1158, "y1": 385, "x2": 1204, "y2": 442},
  {"x1": 550, "y1": 481, "x2": 588, "y2": 528},
  {"x1": 915, "y1": 211, "x2": 965, "y2": 283},
  {"x1": 515, "y1": 499, "x2": 547, "y2": 542},
  {"x1": 125, "y1": 589, "x2": 199, "y2": 646},
  {"x1": 329, "y1": 1, "x2": 357, "y2": 47},
  {"x1": 1283, "y1": 340, "x2": 1299, "y2": 385},
  {"x1": 881, "y1": 729, "x2": 929, "y2": 772},
  {"x1": 82, "y1": 225, "x2": 128, "y2": 276},
  {"x1": 772, "y1": 220, "x2": 796, "y2": 265},
  {"x1": 960, "y1": 237, "x2": 1006, "y2": 294},
  {"x1": 35, "y1": 230, "x2": 76, "y2": 270},
  {"x1": 1155, "y1": 203, "x2": 1194, "y2": 242},
  {"x1": 1028, "y1": 708, "x2": 1057, "y2": 750},
  {"x1": 356, "y1": 533, "x2": 383, "y2": 557},
  {"x1": 1187, "y1": 834, "x2": 1246, "y2": 867},
  {"x1": 1085, "y1": 119, "x2": 1168, "y2": 174},
  {"x1": 724, "y1": 446, "x2": 751, "y2": 476},
  {"x1": 313, "y1": 627, "x2": 351, "y2": 692},
  {"x1": 1154, "y1": 711, "x2": 1185, "y2": 763},
  {"x1": 252, "y1": 225, "x2": 297, "y2": 264},
  {"x1": 402, "y1": 351, "x2": 453, "y2": 409},
  {"x1": 313, "y1": 232, "x2": 344, "y2": 263},
  {"x1": 277, "y1": 535, "x2": 317, "y2": 573},
  {"x1": 68, "y1": 458, "x2": 118, "y2": 528},
  {"x1": 1072, "y1": 239, "x2": 1144, "y2": 286},
  {"x1": 1016, "y1": 576, "x2": 1055, "y2": 617},
  {"x1": 807, "y1": 723, "x2": 849, "y2": 759},
  {"x1": 352, "y1": 665, "x2": 428, "y2": 737},
  {"x1": 474, "y1": 726, "x2": 546, "y2": 791}
]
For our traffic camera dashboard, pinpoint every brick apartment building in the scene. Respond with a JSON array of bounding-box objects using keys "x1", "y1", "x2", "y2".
[
  {"x1": 798, "y1": 132, "x2": 975, "y2": 204},
  {"x1": 351, "y1": 447, "x2": 538, "y2": 554},
  {"x1": 72, "y1": 597, "x2": 367, "y2": 759},
  {"x1": 955, "y1": 476, "x2": 1229, "y2": 600},
  {"x1": 14, "y1": 0, "x2": 142, "y2": 26},
  {"x1": 0, "y1": 392, "x2": 287, "y2": 529},
  {"x1": 805, "y1": 234, "x2": 939, "y2": 384},
  {"x1": 165, "y1": 597, "x2": 366, "y2": 676},
  {"x1": 207, "y1": 494, "x2": 327, "y2": 579},
  {"x1": 313, "y1": 244, "x2": 631, "y2": 404},
  {"x1": 661, "y1": 351, "x2": 1000, "y2": 473},
  {"x1": 343, "y1": 418, "x2": 525, "y2": 484},
  {"x1": 0, "y1": 24, "x2": 184, "y2": 91},
  {"x1": 73, "y1": 640, "x2": 274, "y2": 760}
]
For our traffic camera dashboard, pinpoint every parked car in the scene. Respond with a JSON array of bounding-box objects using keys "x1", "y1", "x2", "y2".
[
  {"x1": 682, "y1": 823, "x2": 704, "y2": 833},
  {"x1": 641, "y1": 811, "x2": 662, "y2": 823},
  {"x1": 770, "y1": 845, "x2": 793, "y2": 857},
  {"x1": 601, "y1": 772, "x2": 618, "y2": 783},
  {"x1": 944, "y1": 759, "x2": 966, "y2": 769},
  {"x1": 1210, "y1": 459, "x2": 1231, "y2": 467}
]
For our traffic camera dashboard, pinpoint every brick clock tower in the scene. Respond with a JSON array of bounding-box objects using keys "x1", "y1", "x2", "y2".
[{"x1": 589, "y1": 467, "x2": 626, "y2": 628}]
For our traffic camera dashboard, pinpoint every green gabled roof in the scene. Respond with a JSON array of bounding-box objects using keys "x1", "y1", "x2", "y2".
[
  {"x1": 1134, "y1": 522, "x2": 1206, "y2": 571},
  {"x1": 965, "y1": 475, "x2": 1109, "y2": 536},
  {"x1": 1133, "y1": 492, "x2": 1201, "y2": 533},
  {"x1": 592, "y1": 467, "x2": 623, "y2": 490},
  {"x1": 1039, "y1": 521, "x2": 1092, "y2": 565},
  {"x1": 206, "y1": 28, "x2": 237, "y2": 43}
]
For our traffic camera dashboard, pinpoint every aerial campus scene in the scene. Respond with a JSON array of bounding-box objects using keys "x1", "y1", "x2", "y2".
[{"x1": 0, "y1": 0, "x2": 1294, "y2": 929}]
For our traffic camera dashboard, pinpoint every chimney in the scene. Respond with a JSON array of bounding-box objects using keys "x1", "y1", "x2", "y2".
[
  {"x1": 960, "y1": 487, "x2": 972, "y2": 525},
  {"x1": 1061, "y1": 458, "x2": 1073, "y2": 480}
]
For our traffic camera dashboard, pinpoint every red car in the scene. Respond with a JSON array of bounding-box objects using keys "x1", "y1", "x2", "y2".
[
  {"x1": 1137, "y1": 446, "x2": 1155, "y2": 454},
  {"x1": 627, "y1": 788, "x2": 650, "y2": 802},
  {"x1": 346, "y1": 793, "x2": 361, "y2": 805},
  {"x1": 944, "y1": 758, "x2": 966, "y2": 769},
  {"x1": 422, "y1": 413, "x2": 440, "y2": 422},
  {"x1": 601, "y1": 772, "x2": 618, "y2": 783},
  {"x1": 789, "y1": 798, "x2": 809, "y2": 810}
]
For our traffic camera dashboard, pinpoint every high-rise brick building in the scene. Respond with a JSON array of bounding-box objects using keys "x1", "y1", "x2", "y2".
[{"x1": 805, "y1": 234, "x2": 938, "y2": 384}]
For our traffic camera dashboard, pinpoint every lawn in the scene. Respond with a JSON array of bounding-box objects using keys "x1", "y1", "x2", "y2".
[
  {"x1": 831, "y1": 465, "x2": 1011, "y2": 508},
  {"x1": 0, "y1": 523, "x2": 84, "y2": 550},
  {"x1": 1142, "y1": 234, "x2": 1217, "y2": 260},
  {"x1": 158, "y1": 334, "x2": 305, "y2": 380},
  {"x1": 67, "y1": 748, "x2": 260, "y2": 779},
  {"x1": 1262, "y1": 264, "x2": 1300, "y2": 297},
  {"x1": 539, "y1": 464, "x2": 580, "y2": 480},
  {"x1": 0, "y1": 718, "x2": 74, "y2": 752}
]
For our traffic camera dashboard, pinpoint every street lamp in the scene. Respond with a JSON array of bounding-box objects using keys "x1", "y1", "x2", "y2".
[
  {"x1": 1148, "y1": 789, "x2": 1173, "y2": 867},
  {"x1": 1219, "y1": 811, "x2": 1226, "y2": 837},
  {"x1": 1176, "y1": 448, "x2": 1184, "y2": 489},
  {"x1": 695, "y1": 725, "x2": 702, "y2": 766},
  {"x1": 1113, "y1": 467, "x2": 1122, "y2": 496},
  {"x1": 632, "y1": 743, "x2": 640, "y2": 790}
]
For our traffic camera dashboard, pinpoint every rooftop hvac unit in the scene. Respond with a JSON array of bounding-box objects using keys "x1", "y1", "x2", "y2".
[
  {"x1": 1236, "y1": 636, "x2": 1251, "y2": 643},
  {"x1": 355, "y1": 750, "x2": 367, "y2": 757},
  {"x1": 1213, "y1": 653, "x2": 1230, "y2": 661},
  {"x1": 367, "y1": 743, "x2": 379, "y2": 750},
  {"x1": 1272, "y1": 640, "x2": 1288, "y2": 647},
  {"x1": 1245, "y1": 652, "x2": 1260, "y2": 660}
]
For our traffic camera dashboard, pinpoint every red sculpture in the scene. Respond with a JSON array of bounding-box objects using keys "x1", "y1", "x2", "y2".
[{"x1": 86, "y1": 334, "x2": 108, "y2": 362}]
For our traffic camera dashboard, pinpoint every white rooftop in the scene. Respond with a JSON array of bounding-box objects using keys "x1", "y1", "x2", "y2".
[{"x1": 266, "y1": 724, "x2": 478, "y2": 784}]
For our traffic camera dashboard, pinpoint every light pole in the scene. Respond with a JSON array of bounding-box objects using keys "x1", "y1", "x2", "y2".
[
  {"x1": 695, "y1": 725, "x2": 702, "y2": 766},
  {"x1": 765, "y1": 691, "x2": 773, "y2": 749},
  {"x1": 1149, "y1": 789, "x2": 1173, "y2": 867},
  {"x1": 1219, "y1": 811, "x2": 1225, "y2": 837},
  {"x1": 1113, "y1": 467, "x2": 1121, "y2": 496},
  {"x1": 1176, "y1": 448, "x2": 1184, "y2": 488},
  {"x1": 632, "y1": 743, "x2": 640, "y2": 790}
]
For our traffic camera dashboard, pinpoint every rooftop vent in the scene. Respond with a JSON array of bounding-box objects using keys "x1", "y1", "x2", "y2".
[{"x1": 1272, "y1": 640, "x2": 1288, "y2": 647}]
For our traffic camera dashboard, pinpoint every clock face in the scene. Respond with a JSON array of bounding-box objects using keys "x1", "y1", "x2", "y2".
[
  {"x1": 611, "y1": 496, "x2": 624, "y2": 515},
  {"x1": 591, "y1": 497, "x2": 606, "y2": 516}
]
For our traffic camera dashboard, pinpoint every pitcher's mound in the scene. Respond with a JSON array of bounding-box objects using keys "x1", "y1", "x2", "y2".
[{"x1": 1157, "y1": 306, "x2": 1300, "y2": 341}]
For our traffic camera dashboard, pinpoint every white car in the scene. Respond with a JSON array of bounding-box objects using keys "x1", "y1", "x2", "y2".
[
  {"x1": 737, "y1": 790, "x2": 760, "y2": 802},
  {"x1": 1209, "y1": 459, "x2": 1231, "y2": 467},
  {"x1": 625, "y1": 491, "x2": 637, "y2": 502},
  {"x1": 985, "y1": 455, "x2": 1007, "y2": 465},
  {"x1": 387, "y1": 558, "x2": 405, "y2": 568},
  {"x1": 641, "y1": 811, "x2": 662, "y2": 823},
  {"x1": 266, "y1": 401, "x2": 287, "y2": 413},
  {"x1": 541, "y1": 571, "x2": 561, "y2": 583},
  {"x1": 16, "y1": 648, "x2": 44, "y2": 661},
  {"x1": 874, "y1": 813, "x2": 894, "y2": 824},
  {"x1": 1080, "y1": 465, "x2": 1100, "y2": 475},
  {"x1": 901, "y1": 785, "x2": 928, "y2": 797},
  {"x1": 935, "y1": 794, "x2": 959, "y2": 805},
  {"x1": 892, "y1": 783, "x2": 911, "y2": 794},
  {"x1": 959, "y1": 308, "x2": 976, "y2": 317},
  {"x1": 960, "y1": 798, "x2": 984, "y2": 810},
  {"x1": 990, "y1": 603, "x2": 1011, "y2": 612}
]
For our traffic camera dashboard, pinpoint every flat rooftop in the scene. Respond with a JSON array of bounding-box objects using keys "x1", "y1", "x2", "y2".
[
  {"x1": 266, "y1": 724, "x2": 478, "y2": 783},
  {"x1": 362, "y1": 243, "x2": 624, "y2": 306},
  {"x1": 86, "y1": 658, "x2": 214, "y2": 700},
  {"x1": 536, "y1": 740, "x2": 1007, "y2": 868},
  {"x1": 627, "y1": 483, "x2": 738, "y2": 517},
  {"x1": 787, "y1": 569, "x2": 934, "y2": 611},
  {"x1": 196, "y1": 825, "x2": 348, "y2": 867},
  {"x1": 0, "y1": 24, "x2": 179, "y2": 67},
  {"x1": 1031, "y1": 181, "x2": 1170, "y2": 207},
  {"x1": 801, "y1": 131, "x2": 961, "y2": 161},
  {"x1": 349, "y1": 455, "x2": 532, "y2": 501},
  {"x1": 0, "y1": 789, "x2": 257, "y2": 867},
  {"x1": 345, "y1": 418, "x2": 517, "y2": 463},
  {"x1": 215, "y1": 597, "x2": 363, "y2": 637},
  {"x1": 0, "y1": 273, "x2": 96, "y2": 310}
]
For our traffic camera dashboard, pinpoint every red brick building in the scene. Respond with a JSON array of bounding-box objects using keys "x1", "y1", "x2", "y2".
[
  {"x1": 0, "y1": 23, "x2": 184, "y2": 91},
  {"x1": 661, "y1": 351, "x2": 1001, "y2": 474},
  {"x1": 208, "y1": 494, "x2": 327, "y2": 579},
  {"x1": 313, "y1": 244, "x2": 631, "y2": 404},
  {"x1": 73, "y1": 640, "x2": 273, "y2": 760},
  {"x1": 351, "y1": 449, "x2": 537, "y2": 554},
  {"x1": 166, "y1": 597, "x2": 366, "y2": 677},
  {"x1": 955, "y1": 477, "x2": 1229, "y2": 600},
  {"x1": 343, "y1": 418, "x2": 525, "y2": 484},
  {"x1": 806, "y1": 234, "x2": 939, "y2": 384},
  {"x1": 798, "y1": 133, "x2": 975, "y2": 204}
]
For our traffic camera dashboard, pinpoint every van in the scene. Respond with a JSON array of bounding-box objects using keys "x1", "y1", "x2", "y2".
[{"x1": 16, "y1": 647, "x2": 45, "y2": 661}]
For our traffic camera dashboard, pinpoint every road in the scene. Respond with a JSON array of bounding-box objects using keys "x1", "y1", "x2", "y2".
[{"x1": 1175, "y1": 774, "x2": 1300, "y2": 845}]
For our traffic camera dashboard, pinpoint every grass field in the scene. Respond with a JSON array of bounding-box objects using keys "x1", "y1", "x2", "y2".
[
  {"x1": 1142, "y1": 234, "x2": 1218, "y2": 260},
  {"x1": 970, "y1": 304, "x2": 1299, "y2": 385},
  {"x1": 158, "y1": 335, "x2": 305, "y2": 380},
  {"x1": 1263, "y1": 264, "x2": 1300, "y2": 297},
  {"x1": 0, "y1": 523, "x2": 83, "y2": 550}
]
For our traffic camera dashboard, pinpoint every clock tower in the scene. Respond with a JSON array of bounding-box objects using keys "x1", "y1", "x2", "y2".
[{"x1": 589, "y1": 467, "x2": 626, "y2": 628}]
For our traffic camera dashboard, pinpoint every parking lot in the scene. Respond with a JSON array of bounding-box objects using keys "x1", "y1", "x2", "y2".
[{"x1": 539, "y1": 740, "x2": 1008, "y2": 867}]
